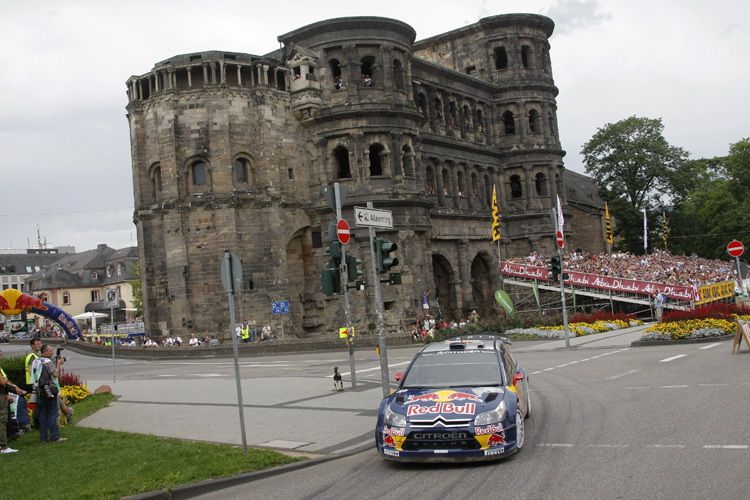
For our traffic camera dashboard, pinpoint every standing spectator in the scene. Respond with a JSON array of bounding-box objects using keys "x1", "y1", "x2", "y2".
[
  {"x1": 240, "y1": 321, "x2": 250, "y2": 343},
  {"x1": 1, "y1": 348, "x2": 28, "y2": 453},
  {"x1": 25, "y1": 337, "x2": 41, "y2": 429},
  {"x1": 470, "y1": 310, "x2": 480, "y2": 325},
  {"x1": 36, "y1": 345, "x2": 67, "y2": 443},
  {"x1": 249, "y1": 316, "x2": 258, "y2": 343},
  {"x1": 654, "y1": 291, "x2": 665, "y2": 322},
  {"x1": 421, "y1": 290, "x2": 431, "y2": 314}
]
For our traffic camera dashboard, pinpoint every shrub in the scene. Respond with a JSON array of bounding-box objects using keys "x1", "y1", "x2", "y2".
[
  {"x1": 663, "y1": 302, "x2": 750, "y2": 323},
  {"x1": 0, "y1": 354, "x2": 29, "y2": 388},
  {"x1": 58, "y1": 368, "x2": 85, "y2": 388},
  {"x1": 569, "y1": 311, "x2": 638, "y2": 324},
  {"x1": 60, "y1": 384, "x2": 90, "y2": 404}
]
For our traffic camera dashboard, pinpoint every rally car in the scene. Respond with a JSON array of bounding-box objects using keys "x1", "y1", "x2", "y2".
[{"x1": 375, "y1": 334, "x2": 529, "y2": 462}]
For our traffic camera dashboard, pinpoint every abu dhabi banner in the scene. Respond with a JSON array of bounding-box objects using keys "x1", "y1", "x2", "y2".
[{"x1": 500, "y1": 261, "x2": 699, "y2": 302}]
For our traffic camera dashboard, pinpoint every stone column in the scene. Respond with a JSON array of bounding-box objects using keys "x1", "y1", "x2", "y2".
[
  {"x1": 389, "y1": 131, "x2": 403, "y2": 177},
  {"x1": 457, "y1": 239, "x2": 470, "y2": 314}
]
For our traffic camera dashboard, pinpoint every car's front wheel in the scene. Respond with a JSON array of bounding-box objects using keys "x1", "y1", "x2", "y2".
[{"x1": 515, "y1": 408, "x2": 525, "y2": 449}]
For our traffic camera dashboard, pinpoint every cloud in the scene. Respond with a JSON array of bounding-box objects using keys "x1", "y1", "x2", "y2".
[{"x1": 542, "y1": 0, "x2": 612, "y2": 35}]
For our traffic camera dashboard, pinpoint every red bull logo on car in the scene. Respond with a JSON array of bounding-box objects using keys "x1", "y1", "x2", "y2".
[
  {"x1": 475, "y1": 424, "x2": 505, "y2": 436},
  {"x1": 407, "y1": 402, "x2": 476, "y2": 417},
  {"x1": 406, "y1": 390, "x2": 484, "y2": 405}
]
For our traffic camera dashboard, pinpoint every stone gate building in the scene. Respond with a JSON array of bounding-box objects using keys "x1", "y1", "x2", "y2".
[{"x1": 126, "y1": 14, "x2": 605, "y2": 339}]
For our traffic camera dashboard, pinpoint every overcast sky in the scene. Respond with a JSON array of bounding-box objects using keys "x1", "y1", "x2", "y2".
[{"x1": 1, "y1": 0, "x2": 747, "y2": 253}]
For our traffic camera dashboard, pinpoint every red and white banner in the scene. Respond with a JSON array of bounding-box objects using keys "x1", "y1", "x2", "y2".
[{"x1": 500, "y1": 261, "x2": 699, "y2": 301}]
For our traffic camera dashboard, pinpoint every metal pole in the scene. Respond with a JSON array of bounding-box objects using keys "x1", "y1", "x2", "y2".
[
  {"x1": 335, "y1": 182, "x2": 356, "y2": 388},
  {"x1": 553, "y1": 210, "x2": 570, "y2": 348},
  {"x1": 368, "y1": 202, "x2": 390, "y2": 397},
  {"x1": 280, "y1": 314, "x2": 285, "y2": 341},
  {"x1": 226, "y1": 252, "x2": 248, "y2": 453},
  {"x1": 736, "y1": 255, "x2": 748, "y2": 297},
  {"x1": 111, "y1": 306, "x2": 116, "y2": 383}
]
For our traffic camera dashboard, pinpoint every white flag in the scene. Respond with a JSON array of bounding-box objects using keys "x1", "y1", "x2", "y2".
[
  {"x1": 643, "y1": 208, "x2": 648, "y2": 251},
  {"x1": 557, "y1": 195, "x2": 565, "y2": 238}
]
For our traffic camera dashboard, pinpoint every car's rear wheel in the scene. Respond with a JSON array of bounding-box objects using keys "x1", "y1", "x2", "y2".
[
  {"x1": 515, "y1": 408, "x2": 525, "y2": 449},
  {"x1": 524, "y1": 387, "x2": 531, "y2": 418}
]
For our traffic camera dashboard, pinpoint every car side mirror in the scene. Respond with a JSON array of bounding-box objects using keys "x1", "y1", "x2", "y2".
[
  {"x1": 395, "y1": 373, "x2": 403, "y2": 382},
  {"x1": 513, "y1": 373, "x2": 524, "y2": 386}
]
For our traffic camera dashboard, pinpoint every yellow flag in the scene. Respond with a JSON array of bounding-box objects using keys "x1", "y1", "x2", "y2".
[
  {"x1": 605, "y1": 202, "x2": 613, "y2": 244},
  {"x1": 491, "y1": 186, "x2": 501, "y2": 241}
]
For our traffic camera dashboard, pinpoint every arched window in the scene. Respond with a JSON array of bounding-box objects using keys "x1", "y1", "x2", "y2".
[
  {"x1": 495, "y1": 47, "x2": 508, "y2": 70},
  {"x1": 510, "y1": 175, "x2": 523, "y2": 199},
  {"x1": 417, "y1": 93, "x2": 427, "y2": 117},
  {"x1": 503, "y1": 111, "x2": 516, "y2": 135},
  {"x1": 521, "y1": 45, "x2": 531, "y2": 68},
  {"x1": 434, "y1": 97, "x2": 443, "y2": 122},
  {"x1": 62, "y1": 291, "x2": 71, "y2": 305},
  {"x1": 234, "y1": 158, "x2": 249, "y2": 184},
  {"x1": 361, "y1": 56, "x2": 375, "y2": 86},
  {"x1": 91, "y1": 271, "x2": 98, "y2": 280},
  {"x1": 333, "y1": 146, "x2": 351, "y2": 179},
  {"x1": 369, "y1": 144, "x2": 385, "y2": 176},
  {"x1": 106, "y1": 266, "x2": 112, "y2": 278},
  {"x1": 425, "y1": 166, "x2": 436, "y2": 195},
  {"x1": 529, "y1": 109, "x2": 540, "y2": 133},
  {"x1": 191, "y1": 161, "x2": 207, "y2": 186},
  {"x1": 329, "y1": 59, "x2": 342, "y2": 89},
  {"x1": 548, "y1": 112, "x2": 556, "y2": 136},
  {"x1": 117, "y1": 263, "x2": 122, "y2": 276},
  {"x1": 462, "y1": 105, "x2": 470, "y2": 129},
  {"x1": 449, "y1": 102, "x2": 457, "y2": 127},
  {"x1": 535, "y1": 173, "x2": 548, "y2": 196},
  {"x1": 393, "y1": 59, "x2": 405, "y2": 91},
  {"x1": 476, "y1": 109, "x2": 484, "y2": 132},
  {"x1": 150, "y1": 165, "x2": 162, "y2": 200}
]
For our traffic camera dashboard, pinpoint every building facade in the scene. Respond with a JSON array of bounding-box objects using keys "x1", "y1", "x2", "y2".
[{"x1": 126, "y1": 14, "x2": 604, "y2": 339}]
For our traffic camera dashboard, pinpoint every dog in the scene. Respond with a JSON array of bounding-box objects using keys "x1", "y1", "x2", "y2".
[{"x1": 332, "y1": 366, "x2": 343, "y2": 391}]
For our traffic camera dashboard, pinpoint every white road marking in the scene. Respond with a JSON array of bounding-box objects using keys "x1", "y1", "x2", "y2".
[
  {"x1": 699, "y1": 383, "x2": 728, "y2": 387},
  {"x1": 662, "y1": 385, "x2": 689, "y2": 388},
  {"x1": 624, "y1": 386, "x2": 651, "y2": 390},
  {"x1": 699, "y1": 343, "x2": 721, "y2": 350},
  {"x1": 703, "y1": 445, "x2": 748, "y2": 449},
  {"x1": 659, "y1": 354, "x2": 687, "y2": 362},
  {"x1": 605, "y1": 369, "x2": 640, "y2": 380},
  {"x1": 649, "y1": 444, "x2": 686, "y2": 449},
  {"x1": 537, "y1": 443, "x2": 574, "y2": 447}
]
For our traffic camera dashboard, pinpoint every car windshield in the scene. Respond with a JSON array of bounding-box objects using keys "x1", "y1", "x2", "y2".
[{"x1": 401, "y1": 351, "x2": 503, "y2": 388}]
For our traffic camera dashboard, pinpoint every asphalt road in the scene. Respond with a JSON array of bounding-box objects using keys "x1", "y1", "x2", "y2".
[{"x1": 4, "y1": 328, "x2": 749, "y2": 499}]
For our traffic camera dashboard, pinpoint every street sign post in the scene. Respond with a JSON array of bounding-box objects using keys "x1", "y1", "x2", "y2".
[
  {"x1": 104, "y1": 287, "x2": 119, "y2": 382},
  {"x1": 354, "y1": 206, "x2": 393, "y2": 228},
  {"x1": 337, "y1": 219, "x2": 350, "y2": 245},
  {"x1": 272, "y1": 301, "x2": 289, "y2": 340},
  {"x1": 727, "y1": 241, "x2": 747, "y2": 297},
  {"x1": 220, "y1": 251, "x2": 248, "y2": 453}
]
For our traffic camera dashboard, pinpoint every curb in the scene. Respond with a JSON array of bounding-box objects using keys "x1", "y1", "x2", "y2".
[
  {"x1": 630, "y1": 333, "x2": 734, "y2": 347},
  {"x1": 124, "y1": 443, "x2": 372, "y2": 500}
]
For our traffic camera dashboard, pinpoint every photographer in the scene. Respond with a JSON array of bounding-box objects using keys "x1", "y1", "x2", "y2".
[{"x1": 36, "y1": 345, "x2": 67, "y2": 443}]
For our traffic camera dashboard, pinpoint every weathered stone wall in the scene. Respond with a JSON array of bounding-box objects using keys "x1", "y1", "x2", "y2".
[{"x1": 126, "y1": 14, "x2": 604, "y2": 341}]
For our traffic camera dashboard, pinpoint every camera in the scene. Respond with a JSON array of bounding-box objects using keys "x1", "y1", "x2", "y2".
[
  {"x1": 55, "y1": 347, "x2": 66, "y2": 362},
  {"x1": 42, "y1": 384, "x2": 55, "y2": 399}
]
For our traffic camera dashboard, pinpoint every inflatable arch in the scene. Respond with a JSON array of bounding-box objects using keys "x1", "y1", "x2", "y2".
[{"x1": 0, "y1": 289, "x2": 81, "y2": 339}]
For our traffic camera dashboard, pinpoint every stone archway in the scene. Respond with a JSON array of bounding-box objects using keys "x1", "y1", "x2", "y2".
[
  {"x1": 285, "y1": 229, "x2": 315, "y2": 337},
  {"x1": 432, "y1": 254, "x2": 457, "y2": 322},
  {"x1": 470, "y1": 253, "x2": 495, "y2": 318}
]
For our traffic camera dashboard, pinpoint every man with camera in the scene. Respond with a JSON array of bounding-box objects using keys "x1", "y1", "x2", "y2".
[{"x1": 36, "y1": 344, "x2": 67, "y2": 443}]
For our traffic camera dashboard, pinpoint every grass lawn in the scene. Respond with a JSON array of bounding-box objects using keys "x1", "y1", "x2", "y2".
[{"x1": 0, "y1": 394, "x2": 305, "y2": 500}]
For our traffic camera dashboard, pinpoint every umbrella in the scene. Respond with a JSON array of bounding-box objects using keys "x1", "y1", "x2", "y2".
[{"x1": 73, "y1": 312, "x2": 109, "y2": 333}]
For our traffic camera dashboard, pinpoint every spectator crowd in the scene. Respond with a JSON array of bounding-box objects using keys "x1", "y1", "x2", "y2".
[{"x1": 508, "y1": 249, "x2": 737, "y2": 288}]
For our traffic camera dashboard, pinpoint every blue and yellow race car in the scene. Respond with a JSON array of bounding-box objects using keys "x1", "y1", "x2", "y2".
[{"x1": 375, "y1": 335, "x2": 529, "y2": 461}]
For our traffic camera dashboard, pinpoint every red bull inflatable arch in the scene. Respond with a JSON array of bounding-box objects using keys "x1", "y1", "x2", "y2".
[{"x1": 0, "y1": 289, "x2": 81, "y2": 339}]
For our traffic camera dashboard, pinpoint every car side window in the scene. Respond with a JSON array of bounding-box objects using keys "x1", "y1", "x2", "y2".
[{"x1": 500, "y1": 344, "x2": 515, "y2": 383}]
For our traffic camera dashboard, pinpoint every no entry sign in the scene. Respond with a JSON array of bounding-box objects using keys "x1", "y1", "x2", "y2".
[
  {"x1": 337, "y1": 219, "x2": 350, "y2": 245},
  {"x1": 727, "y1": 240, "x2": 745, "y2": 258},
  {"x1": 556, "y1": 231, "x2": 564, "y2": 248}
]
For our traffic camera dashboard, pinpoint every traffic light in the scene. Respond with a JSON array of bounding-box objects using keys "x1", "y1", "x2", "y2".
[
  {"x1": 321, "y1": 268, "x2": 341, "y2": 296},
  {"x1": 374, "y1": 238, "x2": 399, "y2": 274},
  {"x1": 325, "y1": 242, "x2": 342, "y2": 266},
  {"x1": 546, "y1": 255, "x2": 561, "y2": 281},
  {"x1": 346, "y1": 254, "x2": 363, "y2": 283}
]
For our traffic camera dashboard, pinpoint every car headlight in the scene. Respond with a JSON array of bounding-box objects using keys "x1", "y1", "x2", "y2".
[
  {"x1": 384, "y1": 405, "x2": 407, "y2": 427},
  {"x1": 474, "y1": 401, "x2": 506, "y2": 426}
]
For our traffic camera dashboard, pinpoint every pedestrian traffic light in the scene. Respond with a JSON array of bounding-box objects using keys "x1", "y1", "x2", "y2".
[
  {"x1": 374, "y1": 238, "x2": 398, "y2": 274},
  {"x1": 346, "y1": 254, "x2": 363, "y2": 283},
  {"x1": 546, "y1": 255, "x2": 561, "y2": 281},
  {"x1": 321, "y1": 268, "x2": 341, "y2": 296},
  {"x1": 325, "y1": 242, "x2": 342, "y2": 266}
]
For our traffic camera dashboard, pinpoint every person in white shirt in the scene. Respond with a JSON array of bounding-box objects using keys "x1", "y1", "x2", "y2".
[{"x1": 188, "y1": 334, "x2": 200, "y2": 347}]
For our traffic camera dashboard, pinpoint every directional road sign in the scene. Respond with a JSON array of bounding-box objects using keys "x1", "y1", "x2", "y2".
[
  {"x1": 337, "y1": 219, "x2": 350, "y2": 245},
  {"x1": 728, "y1": 240, "x2": 745, "y2": 258},
  {"x1": 354, "y1": 207, "x2": 393, "y2": 228}
]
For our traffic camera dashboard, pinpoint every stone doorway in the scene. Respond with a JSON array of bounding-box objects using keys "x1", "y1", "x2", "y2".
[{"x1": 431, "y1": 254, "x2": 457, "y2": 322}]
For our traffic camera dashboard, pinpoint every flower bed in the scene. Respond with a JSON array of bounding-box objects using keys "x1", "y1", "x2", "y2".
[
  {"x1": 641, "y1": 302, "x2": 750, "y2": 341},
  {"x1": 506, "y1": 319, "x2": 642, "y2": 339}
]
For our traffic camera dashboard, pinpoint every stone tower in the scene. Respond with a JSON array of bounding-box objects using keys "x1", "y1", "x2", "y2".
[{"x1": 126, "y1": 14, "x2": 577, "y2": 340}]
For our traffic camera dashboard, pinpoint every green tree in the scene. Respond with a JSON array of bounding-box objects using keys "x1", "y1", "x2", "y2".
[
  {"x1": 581, "y1": 116, "x2": 689, "y2": 210},
  {"x1": 582, "y1": 116, "x2": 689, "y2": 252},
  {"x1": 128, "y1": 260, "x2": 143, "y2": 317}
]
